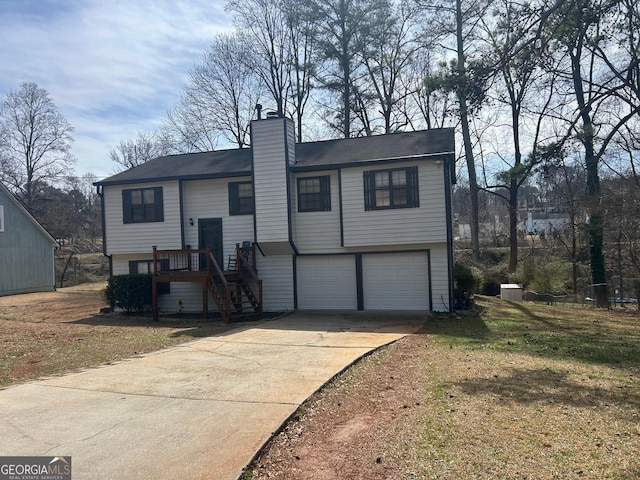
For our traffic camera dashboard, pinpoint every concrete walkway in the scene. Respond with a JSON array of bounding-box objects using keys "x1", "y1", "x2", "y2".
[{"x1": 0, "y1": 311, "x2": 424, "y2": 480}]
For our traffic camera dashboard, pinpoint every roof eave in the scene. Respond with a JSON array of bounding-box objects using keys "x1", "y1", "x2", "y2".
[
  {"x1": 94, "y1": 170, "x2": 252, "y2": 187},
  {"x1": 290, "y1": 151, "x2": 455, "y2": 172}
]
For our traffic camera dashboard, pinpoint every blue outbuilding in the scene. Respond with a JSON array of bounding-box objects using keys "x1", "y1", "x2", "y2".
[{"x1": 0, "y1": 182, "x2": 58, "y2": 296}]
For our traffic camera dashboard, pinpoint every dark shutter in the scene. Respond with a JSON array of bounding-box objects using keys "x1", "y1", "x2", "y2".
[
  {"x1": 363, "y1": 171, "x2": 373, "y2": 211},
  {"x1": 128, "y1": 261, "x2": 137, "y2": 274},
  {"x1": 321, "y1": 176, "x2": 331, "y2": 211},
  {"x1": 154, "y1": 187, "x2": 164, "y2": 222},
  {"x1": 122, "y1": 190, "x2": 132, "y2": 223},
  {"x1": 296, "y1": 178, "x2": 303, "y2": 212},
  {"x1": 408, "y1": 166, "x2": 420, "y2": 208},
  {"x1": 228, "y1": 182, "x2": 239, "y2": 215}
]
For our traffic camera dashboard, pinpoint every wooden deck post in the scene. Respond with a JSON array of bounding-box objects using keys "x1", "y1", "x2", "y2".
[
  {"x1": 152, "y1": 246, "x2": 158, "y2": 321},
  {"x1": 202, "y1": 278, "x2": 208, "y2": 321}
]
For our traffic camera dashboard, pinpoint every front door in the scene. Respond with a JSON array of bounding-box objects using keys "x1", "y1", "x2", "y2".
[{"x1": 198, "y1": 218, "x2": 223, "y2": 270}]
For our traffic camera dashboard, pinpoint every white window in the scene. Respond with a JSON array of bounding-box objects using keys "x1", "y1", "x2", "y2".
[{"x1": 0, "y1": 205, "x2": 4, "y2": 232}]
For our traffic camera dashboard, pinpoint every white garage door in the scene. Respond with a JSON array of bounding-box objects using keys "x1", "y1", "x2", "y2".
[
  {"x1": 297, "y1": 255, "x2": 357, "y2": 309},
  {"x1": 363, "y1": 252, "x2": 429, "y2": 310}
]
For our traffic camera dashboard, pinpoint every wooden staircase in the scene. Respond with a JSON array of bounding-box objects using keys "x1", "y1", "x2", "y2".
[
  {"x1": 151, "y1": 243, "x2": 262, "y2": 322},
  {"x1": 207, "y1": 243, "x2": 263, "y2": 322}
]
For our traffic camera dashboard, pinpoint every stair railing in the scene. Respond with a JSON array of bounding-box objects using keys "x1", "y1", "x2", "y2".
[
  {"x1": 207, "y1": 250, "x2": 232, "y2": 321},
  {"x1": 235, "y1": 243, "x2": 263, "y2": 313}
]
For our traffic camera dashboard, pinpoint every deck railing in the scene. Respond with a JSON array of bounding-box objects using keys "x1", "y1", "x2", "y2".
[
  {"x1": 152, "y1": 247, "x2": 205, "y2": 273},
  {"x1": 207, "y1": 250, "x2": 232, "y2": 321},
  {"x1": 235, "y1": 243, "x2": 262, "y2": 313},
  {"x1": 151, "y1": 245, "x2": 262, "y2": 321}
]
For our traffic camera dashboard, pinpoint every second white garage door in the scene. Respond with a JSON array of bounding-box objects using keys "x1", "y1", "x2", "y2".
[
  {"x1": 362, "y1": 252, "x2": 429, "y2": 310},
  {"x1": 297, "y1": 255, "x2": 357, "y2": 309}
]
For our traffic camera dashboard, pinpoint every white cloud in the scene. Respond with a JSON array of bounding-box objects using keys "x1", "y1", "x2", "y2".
[{"x1": 0, "y1": 0, "x2": 233, "y2": 178}]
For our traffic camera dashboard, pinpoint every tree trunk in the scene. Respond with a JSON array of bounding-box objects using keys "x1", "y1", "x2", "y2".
[
  {"x1": 508, "y1": 178, "x2": 518, "y2": 272},
  {"x1": 581, "y1": 97, "x2": 609, "y2": 308},
  {"x1": 570, "y1": 33, "x2": 609, "y2": 307},
  {"x1": 456, "y1": 0, "x2": 480, "y2": 260}
]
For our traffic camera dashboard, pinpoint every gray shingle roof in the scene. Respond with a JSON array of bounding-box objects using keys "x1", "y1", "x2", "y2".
[{"x1": 96, "y1": 127, "x2": 454, "y2": 186}]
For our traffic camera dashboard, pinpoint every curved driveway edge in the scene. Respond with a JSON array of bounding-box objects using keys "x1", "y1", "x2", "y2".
[{"x1": 0, "y1": 311, "x2": 425, "y2": 479}]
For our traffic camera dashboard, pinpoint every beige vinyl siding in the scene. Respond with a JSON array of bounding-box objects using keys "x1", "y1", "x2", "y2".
[
  {"x1": 182, "y1": 178, "x2": 254, "y2": 263},
  {"x1": 292, "y1": 171, "x2": 342, "y2": 253},
  {"x1": 112, "y1": 253, "x2": 151, "y2": 275},
  {"x1": 252, "y1": 118, "x2": 294, "y2": 246},
  {"x1": 341, "y1": 161, "x2": 447, "y2": 247},
  {"x1": 256, "y1": 254, "x2": 294, "y2": 311},
  {"x1": 104, "y1": 181, "x2": 181, "y2": 254},
  {"x1": 429, "y1": 242, "x2": 451, "y2": 312}
]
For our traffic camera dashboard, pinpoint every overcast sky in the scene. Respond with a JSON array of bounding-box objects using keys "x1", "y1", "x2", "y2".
[{"x1": 0, "y1": 0, "x2": 233, "y2": 180}]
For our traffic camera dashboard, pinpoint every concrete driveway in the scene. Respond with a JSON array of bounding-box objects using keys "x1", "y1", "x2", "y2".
[{"x1": 0, "y1": 311, "x2": 424, "y2": 479}]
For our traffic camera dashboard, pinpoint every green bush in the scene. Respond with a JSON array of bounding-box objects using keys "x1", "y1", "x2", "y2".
[
  {"x1": 105, "y1": 274, "x2": 152, "y2": 313},
  {"x1": 515, "y1": 256, "x2": 571, "y2": 295},
  {"x1": 454, "y1": 263, "x2": 478, "y2": 293},
  {"x1": 481, "y1": 278, "x2": 500, "y2": 296}
]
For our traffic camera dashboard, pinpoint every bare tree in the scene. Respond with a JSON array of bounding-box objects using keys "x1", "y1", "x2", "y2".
[
  {"x1": 416, "y1": 0, "x2": 492, "y2": 261},
  {"x1": 359, "y1": 0, "x2": 421, "y2": 133},
  {"x1": 160, "y1": 101, "x2": 221, "y2": 154},
  {"x1": 164, "y1": 33, "x2": 264, "y2": 150},
  {"x1": 406, "y1": 49, "x2": 456, "y2": 130},
  {"x1": 283, "y1": 0, "x2": 316, "y2": 142},
  {"x1": 0, "y1": 82, "x2": 74, "y2": 210},
  {"x1": 227, "y1": 0, "x2": 292, "y2": 115},
  {"x1": 226, "y1": 0, "x2": 317, "y2": 142},
  {"x1": 110, "y1": 131, "x2": 167, "y2": 171},
  {"x1": 542, "y1": 0, "x2": 640, "y2": 306},
  {"x1": 480, "y1": 0, "x2": 559, "y2": 272}
]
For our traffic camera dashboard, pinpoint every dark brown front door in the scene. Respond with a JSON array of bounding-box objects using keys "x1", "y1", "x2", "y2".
[{"x1": 198, "y1": 218, "x2": 223, "y2": 269}]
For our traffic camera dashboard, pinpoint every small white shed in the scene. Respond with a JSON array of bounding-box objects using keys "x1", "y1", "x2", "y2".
[{"x1": 500, "y1": 284, "x2": 523, "y2": 301}]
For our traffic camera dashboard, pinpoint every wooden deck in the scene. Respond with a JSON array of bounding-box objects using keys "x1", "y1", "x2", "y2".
[{"x1": 151, "y1": 244, "x2": 262, "y2": 322}]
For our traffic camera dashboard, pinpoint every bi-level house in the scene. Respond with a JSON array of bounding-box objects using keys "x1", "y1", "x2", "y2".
[{"x1": 96, "y1": 116, "x2": 456, "y2": 319}]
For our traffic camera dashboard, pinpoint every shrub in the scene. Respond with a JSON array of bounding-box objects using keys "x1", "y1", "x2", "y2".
[
  {"x1": 454, "y1": 262, "x2": 478, "y2": 293},
  {"x1": 454, "y1": 288, "x2": 475, "y2": 310},
  {"x1": 515, "y1": 256, "x2": 571, "y2": 295},
  {"x1": 105, "y1": 274, "x2": 152, "y2": 313},
  {"x1": 481, "y1": 277, "x2": 502, "y2": 296}
]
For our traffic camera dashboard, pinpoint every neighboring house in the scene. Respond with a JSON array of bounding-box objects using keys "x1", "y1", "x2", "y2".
[
  {"x1": 523, "y1": 210, "x2": 571, "y2": 235},
  {"x1": 0, "y1": 182, "x2": 58, "y2": 296},
  {"x1": 95, "y1": 116, "x2": 456, "y2": 316}
]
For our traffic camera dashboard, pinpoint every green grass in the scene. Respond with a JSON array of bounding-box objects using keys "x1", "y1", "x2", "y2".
[
  {"x1": 408, "y1": 298, "x2": 640, "y2": 478},
  {"x1": 423, "y1": 297, "x2": 640, "y2": 369}
]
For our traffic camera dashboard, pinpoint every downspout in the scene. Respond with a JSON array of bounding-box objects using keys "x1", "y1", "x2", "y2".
[
  {"x1": 283, "y1": 120, "x2": 299, "y2": 256},
  {"x1": 248, "y1": 120, "x2": 266, "y2": 259},
  {"x1": 444, "y1": 152, "x2": 456, "y2": 312},
  {"x1": 97, "y1": 185, "x2": 113, "y2": 278},
  {"x1": 52, "y1": 243, "x2": 58, "y2": 292},
  {"x1": 179, "y1": 180, "x2": 185, "y2": 248}
]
